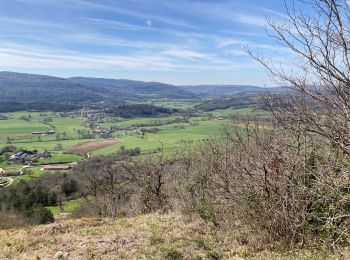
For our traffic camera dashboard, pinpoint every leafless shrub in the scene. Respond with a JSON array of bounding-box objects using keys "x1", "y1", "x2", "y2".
[
  {"x1": 0, "y1": 210, "x2": 28, "y2": 229},
  {"x1": 182, "y1": 120, "x2": 350, "y2": 248}
]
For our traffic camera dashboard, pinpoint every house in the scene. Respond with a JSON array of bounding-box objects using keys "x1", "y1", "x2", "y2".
[
  {"x1": 43, "y1": 164, "x2": 72, "y2": 171},
  {"x1": 93, "y1": 128, "x2": 113, "y2": 135},
  {"x1": 8, "y1": 150, "x2": 45, "y2": 163}
]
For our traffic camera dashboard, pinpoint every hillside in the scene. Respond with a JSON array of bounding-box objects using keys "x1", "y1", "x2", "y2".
[
  {"x1": 0, "y1": 72, "x2": 102, "y2": 104},
  {"x1": 0, "y1": 213, "x2": 339, "y2": 259},
  {"x1": 0, "y1": 72, "x2": 272, "y2": 109},
  {"x1": 194, "y1": 87, "x2": 286, "y2": 111},
  {"x1": 180, "y1": 85, "x2": 265, "y2": 97},
  {"x1": 70, "y1": 77, "x2": 195, "y2": 99},
  {"x1": 195, "y1": 92, "x2": 263, "y2": 111},
  {"x1": 0, "y1": 72, "x2": 196, "y2": 106}
]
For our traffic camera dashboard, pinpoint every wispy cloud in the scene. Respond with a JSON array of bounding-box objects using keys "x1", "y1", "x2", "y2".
[
  {"x1": 0, "y1": 41, "x2": 254, "y2": 73},
  {"x1": 229, "y1": 13, "x2": 268, "y2": 28},
  {"x1": 16, "y1": 0, "x2": 200, "y2": 29},
  {"x1": 4, "y1": 0, "x2": 290, "y2": 84},
  {"x1": 0, "y1": 16, "x2": 65, "y2": 29}
]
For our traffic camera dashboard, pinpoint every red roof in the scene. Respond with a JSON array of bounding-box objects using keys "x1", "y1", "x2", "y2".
[{"x1": 43, "y1": 165, "x2": 72, "y2": 170}]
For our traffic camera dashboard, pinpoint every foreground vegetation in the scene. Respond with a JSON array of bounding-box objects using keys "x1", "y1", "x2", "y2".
[{"x1": 0, "y1": 212, "x2": 343, "y2": 259}]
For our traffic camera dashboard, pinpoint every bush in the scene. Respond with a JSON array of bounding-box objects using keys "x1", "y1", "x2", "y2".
[
  {"x1": 32, "y1": 207, "x2": 54, "y2": 224},
  {"x1": 165, "y1": 248, "x2": 182, "y2": 260},
  {"x1": 184, "y1": 124, "x2": 350, "y2": 248},
  {"x1": 0, "y1": 210, "x2": 28, "y2": 229},
  {"x1": 207, "y1": 251, "x2": 221, "y2": 260},
  {"x1": 0, "y1": 180, "x2": 57, "y2": 226}
]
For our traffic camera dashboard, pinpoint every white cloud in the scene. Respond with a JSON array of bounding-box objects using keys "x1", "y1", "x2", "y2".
[
  {"x1": 228, "y1": 13, "x2": 268, "y2": 28},
  {"x1": 0, "y1": 41, "x2": 256, "y2": 73}
]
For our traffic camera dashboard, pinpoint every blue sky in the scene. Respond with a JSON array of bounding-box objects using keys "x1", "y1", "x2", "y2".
[{"x1": 0, "y1": 0, "x2": 292, "y2": 85}]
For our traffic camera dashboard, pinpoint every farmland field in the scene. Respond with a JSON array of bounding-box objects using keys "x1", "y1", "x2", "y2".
[
  {"x1": 68, "y1": 139, "x2": 123, "y2": 155},
  {"x1": 0, "y1": 106, "x2": 265, "y2": 186}
]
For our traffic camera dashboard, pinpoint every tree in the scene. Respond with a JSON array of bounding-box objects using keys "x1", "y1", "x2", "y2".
[
  {"x1": 243, "y1": 0, "x2": 350, "y2": 246},
  {"x1": 61, "y1": 178, "x2": 77, "y2": 197},
  {"x1": 23, "y1": 169, "x2": 33, "y2": 177},
  {"x1": 55, "y1": 143, "x2": 63, "y2": 151},
  {"x1": 249, "y1": 0, "x2": 350, "y2": 156}
]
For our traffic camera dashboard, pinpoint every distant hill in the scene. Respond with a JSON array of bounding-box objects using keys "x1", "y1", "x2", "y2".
[
  {"x1": 194, "y1": 87, "x2": 284, "y2": 111},
  {"x1": 0, "y1": 71, "x2": 278, "y2": 111},
  {"x1": 69, "y1": 77, "x2": 194, "y2": 99},
  {"x1": 0, "y1": 72, "x2": 102, "y2": 104},
  {"x1": 180, "y1": 85, "x2": 265, "y2": 97},
  {"x1": 0, "y1": 72, "x2": 196, "y2": 106}
]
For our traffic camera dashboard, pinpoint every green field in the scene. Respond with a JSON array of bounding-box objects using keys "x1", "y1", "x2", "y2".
[
  {"x1": 0, "y1": 107, "x2": 265, "y2": 181},
  {"x1": 0, "y1": 106, "x2": 266, "y2": 217}
]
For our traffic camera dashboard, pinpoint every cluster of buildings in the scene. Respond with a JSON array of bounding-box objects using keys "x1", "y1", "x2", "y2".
[
  {"x1": 60, "y1": 108, "x2": 106, "y2": 119},
  {"x1": 8, "y1": 150, "x2": 52, "y2": 164}
]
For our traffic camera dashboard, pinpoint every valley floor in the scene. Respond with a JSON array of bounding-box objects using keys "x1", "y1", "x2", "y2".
[{"x1": 0, "y1": 213, "x2": 346, "y2": 260}]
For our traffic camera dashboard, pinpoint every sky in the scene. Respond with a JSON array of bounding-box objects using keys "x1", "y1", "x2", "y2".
[{"x1": 0, "y1": 0, "x2": 293, "y2": 86}]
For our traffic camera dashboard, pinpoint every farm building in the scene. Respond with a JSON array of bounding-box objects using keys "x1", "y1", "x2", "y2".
[
  {"x1": 32, "y1": 130, "x2": 56, "y2": 135},
  {"x1": 43, "y1": 165, "x2": 72, "y2": 171},
  {"x1": 93, "y1": 128, "x2": 113, "y2": 135},
  {"x1": 0, "y1": 171, "x2": 21, "y2": 177},
  {"x1": 8, "y1": 150, "x2": 34, "y2": 161}
]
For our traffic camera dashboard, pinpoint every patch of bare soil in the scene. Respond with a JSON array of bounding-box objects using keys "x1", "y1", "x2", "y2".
[{"x1": 67, "y1": 139, "x2": 122, "y2": 155}]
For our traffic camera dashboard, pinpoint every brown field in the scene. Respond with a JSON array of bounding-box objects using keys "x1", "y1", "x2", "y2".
[{"x1": 67, "y1": 139, "x2": 122, "y2": 155}]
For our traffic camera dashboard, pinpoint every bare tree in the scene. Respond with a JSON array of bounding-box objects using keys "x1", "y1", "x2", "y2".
[
  {"x1": 248, "y1": 0, "x2": 350, "y2": 156},
  {"x1": 235, "y1": 0, "x2": 350, "y2": 248}
]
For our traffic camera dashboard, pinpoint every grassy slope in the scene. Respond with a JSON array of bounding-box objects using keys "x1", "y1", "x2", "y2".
[
  {"x1": 48, "y1": 198, "x2": 83, "y2": 216},
  {"x1": 0, "y1": 213, "x2": 335, "y2": 259}
]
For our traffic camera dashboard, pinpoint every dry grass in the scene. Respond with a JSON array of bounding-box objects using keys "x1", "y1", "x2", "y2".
[
  {"x1": 67, "y1": 139, "x2": 122, "y2": 155},
  {"x1": 0, "y1": 213, "x2": 346, "y2": 259}
]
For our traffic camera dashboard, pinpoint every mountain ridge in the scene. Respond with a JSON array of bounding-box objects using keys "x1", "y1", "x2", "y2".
[{"x1": 0, "y1": 71, "x2": 271, "y2": 105}]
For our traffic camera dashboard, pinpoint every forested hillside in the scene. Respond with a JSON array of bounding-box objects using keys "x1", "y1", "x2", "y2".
[
  {"x1": 0, "y1": 72, "x2": 196, "y2": 105},
  {"x1": 0, "y1": 72, "x2": 270, "y2": 109}
]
